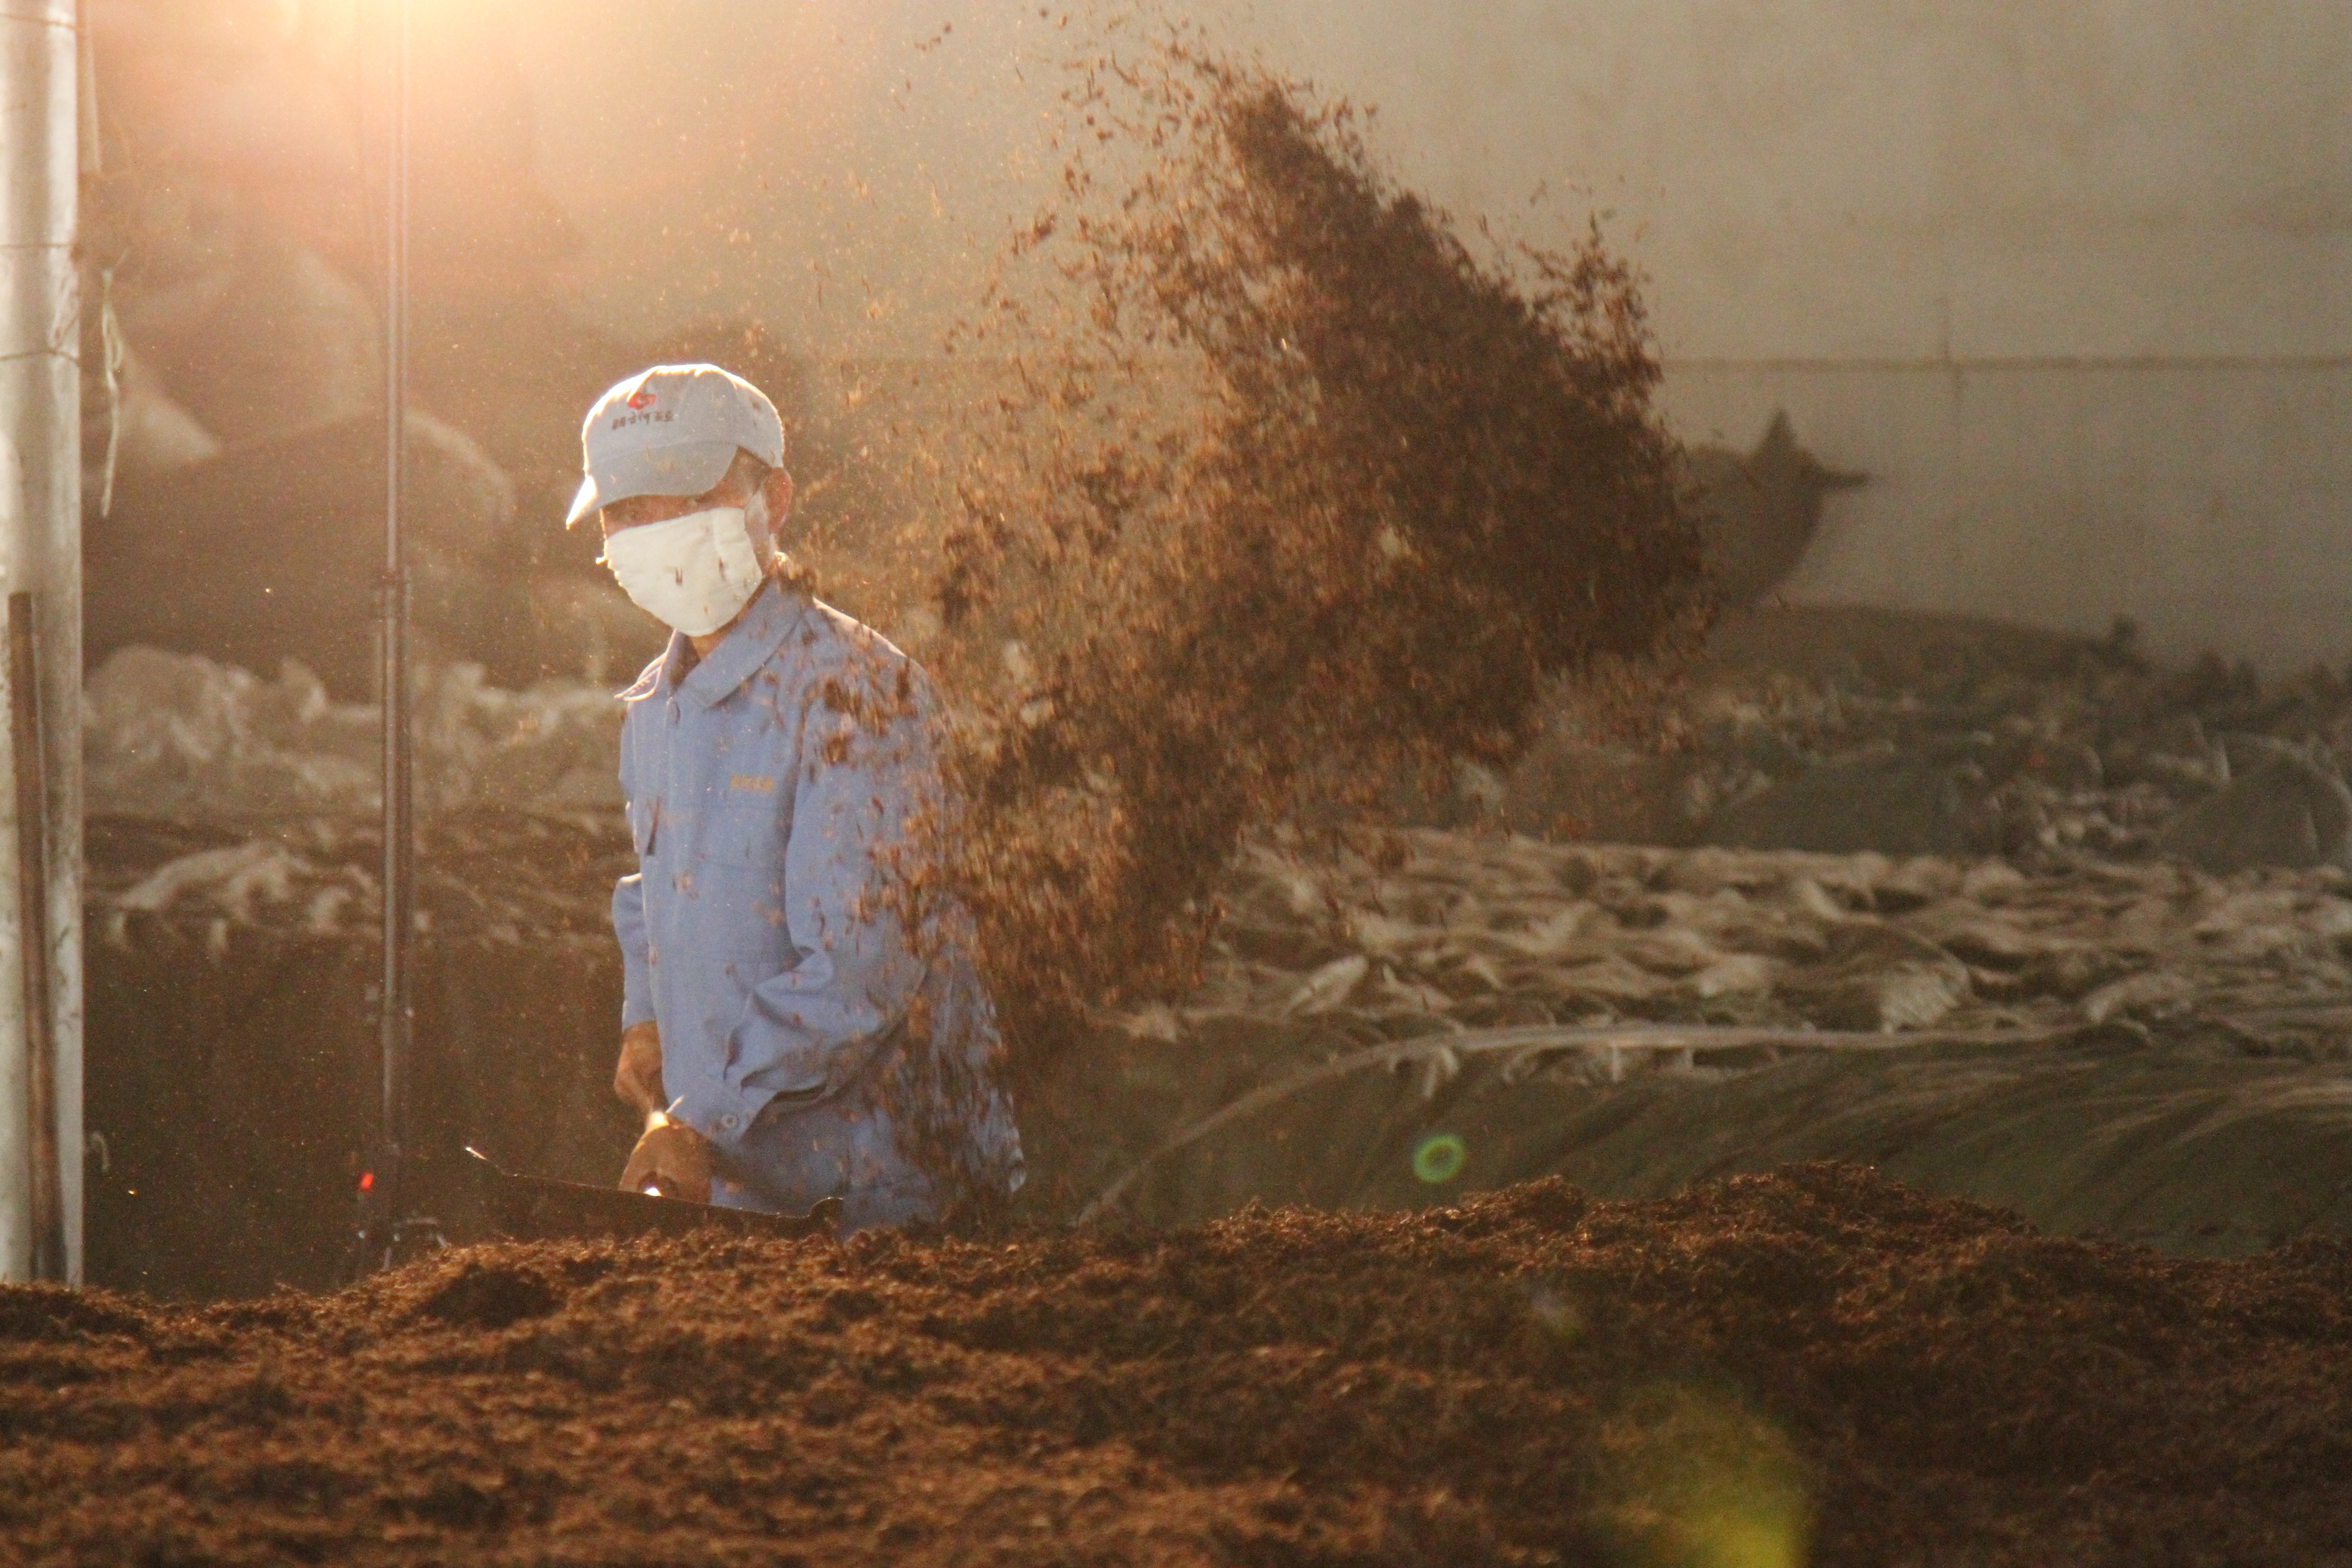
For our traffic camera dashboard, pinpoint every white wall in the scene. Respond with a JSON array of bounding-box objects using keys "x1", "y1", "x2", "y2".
[
  {"x1": 1225, "y1": 1, "x2": 2352, "y2": 666},
  {"x1": 514, "y1": 0, "x2": 2352, "y2": 666},
  {"x1": 1235, "y1": 1, "x2": 2350, "y2": 362},
  {"x1": 1664, "y1": 363, "x2": 2352, "y2": 664}
]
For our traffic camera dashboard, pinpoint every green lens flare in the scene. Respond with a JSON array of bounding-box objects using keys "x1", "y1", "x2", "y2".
[{"x1": 1411, "y1": 1132, "x2": 1467, "y2": 1184}]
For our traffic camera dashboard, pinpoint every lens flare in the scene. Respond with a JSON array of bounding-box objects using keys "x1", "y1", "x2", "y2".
[
  {"x1": 1593, "y1": 1382, "x2": 1815, "y2": 1568},
  {"x1": 1411, "y1": 1132, "x2": 1468, "y2": 1184},
  {"x1": 1528, "y1": 1283, "x2": 1583, "y2": 1343}
]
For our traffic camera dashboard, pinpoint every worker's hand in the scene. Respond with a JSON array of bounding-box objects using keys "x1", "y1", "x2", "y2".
[
  {"x1": 613, "y1": 1021, "x2": 665, "y2": 1113},
  {"x1": 619, "y1": 1117, "x2": 713, "y2": 1205}
]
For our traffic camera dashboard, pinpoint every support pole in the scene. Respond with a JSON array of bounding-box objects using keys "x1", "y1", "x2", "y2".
[
  {"x1": 9, "y1": 594, "x2": 62, "y2": 1281},
  {"x1": 359, "y1": 0, "x2": 417, "y2": 1272},
  {"x1": 0, "y1": 0, "x2": 82, "y2": 1286}
]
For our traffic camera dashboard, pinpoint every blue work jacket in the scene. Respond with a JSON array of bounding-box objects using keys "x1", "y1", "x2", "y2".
[{"x1": 612, "y1": 578, "x2": 1021, "y2": 1209}]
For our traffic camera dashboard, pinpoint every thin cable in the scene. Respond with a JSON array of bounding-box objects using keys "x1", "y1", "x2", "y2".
[{"x1": 377, "y1": 0, "x2": 415, "y2": 1265}]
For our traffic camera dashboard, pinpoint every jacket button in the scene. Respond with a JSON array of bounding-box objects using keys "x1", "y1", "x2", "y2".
[{"x1": 720, "y1": 1113, "x2": 739, "y2": 1130}]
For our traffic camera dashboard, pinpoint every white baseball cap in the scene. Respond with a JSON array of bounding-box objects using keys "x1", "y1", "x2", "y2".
[{"x1": 566, "y1": 363, "x2": 786, "y2": 527}]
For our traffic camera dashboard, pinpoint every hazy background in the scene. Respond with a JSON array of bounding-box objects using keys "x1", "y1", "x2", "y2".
[{"x1": 496, "y1": 0, "x2": 2348, "y2": 665}]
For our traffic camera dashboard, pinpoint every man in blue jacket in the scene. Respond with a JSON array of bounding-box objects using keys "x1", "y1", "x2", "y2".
[{"x1": 569, "y1": 363, "x2": 1021, "y2": 1231}]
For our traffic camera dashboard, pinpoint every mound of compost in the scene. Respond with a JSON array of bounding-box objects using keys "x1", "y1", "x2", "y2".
[{"x1": 7, "y1": 1166, "x2": 2351, "y2": 1567}]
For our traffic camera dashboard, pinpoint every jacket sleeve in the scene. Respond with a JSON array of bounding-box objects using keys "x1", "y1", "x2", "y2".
[
  {"x1": 612, "y1": 722, "x2": 656, "y2": 1032},
  {"x1": 678, "y1": 679, "x2": 934, "y2": 1149},
  {"x1": 613, "y1": 872, "x2": 654, "y2": 1031}
]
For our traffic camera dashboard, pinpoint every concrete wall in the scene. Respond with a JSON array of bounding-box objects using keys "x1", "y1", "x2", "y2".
[
  {"x1": 513, "y1": 0, "x2": 2352, "y2": 666},
  {"x1": 1244, "y1": 2, "x2": 2349, "y2": 360},
  {"x1": 1662, "y1": 361, "x2": 2352, "y2": 666},
  {"x1": 1226, "y1": 0, "x2": 2352, "y2": 666}
]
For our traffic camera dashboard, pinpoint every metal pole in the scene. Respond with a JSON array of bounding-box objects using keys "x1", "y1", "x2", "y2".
[
  {"x1": 365, "y1": 0, "x2": 417, "y2": 1270},
  {"x1": 0, "y1": 0, "x2": 82, "y2": 1286}
]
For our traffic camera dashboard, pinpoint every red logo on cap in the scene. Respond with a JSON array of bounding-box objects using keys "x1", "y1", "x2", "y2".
[{"x1": 626, "y1": 387, "x2": 657, "y2": 410}]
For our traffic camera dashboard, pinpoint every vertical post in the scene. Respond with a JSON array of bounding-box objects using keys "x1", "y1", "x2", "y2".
[
  {"x1": 363, "y1": 0, "x2": 416, "y2": 1270},
  {"x1": 0, "y1": 0, "x2": 81, "y2": 1286},
  {"x1": 9, "y1": 595, "x2": 62, "y2": 1280}
]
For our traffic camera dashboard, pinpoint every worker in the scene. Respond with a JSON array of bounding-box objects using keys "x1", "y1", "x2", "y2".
[{"x1": 568, "y1": 363, "x2": 1023, "y2": 1231}]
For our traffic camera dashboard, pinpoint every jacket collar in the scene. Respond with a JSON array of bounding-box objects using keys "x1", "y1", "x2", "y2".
[{"x1": 622, "y1": 578, "x2": 808, "y2": 710}]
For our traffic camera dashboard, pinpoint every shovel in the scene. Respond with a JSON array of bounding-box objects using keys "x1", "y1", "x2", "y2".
[{"x1": 455, "y1": 1146, "x2": 842, "y2": 1244}]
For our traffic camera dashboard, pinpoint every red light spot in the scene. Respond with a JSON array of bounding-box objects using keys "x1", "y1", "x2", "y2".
[
  {"x1": 627, "y1": 386, "x2": 657, "y2": 410},
  {"x1": 358, "y1": 1171, "x2": 375, "y2": 1192}
]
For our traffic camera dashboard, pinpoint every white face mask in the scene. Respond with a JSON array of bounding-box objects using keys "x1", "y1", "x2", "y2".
[{"x1": 600, "y1": 504, "x2": 768, "y2": 637}]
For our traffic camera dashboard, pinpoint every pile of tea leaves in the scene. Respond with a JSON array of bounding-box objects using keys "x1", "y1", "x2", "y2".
[{"x1": 7, "y1": 1166, "x2": 2349, "y2": 1566}]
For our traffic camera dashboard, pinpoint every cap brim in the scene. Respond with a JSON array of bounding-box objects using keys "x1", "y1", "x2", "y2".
[
  {"x1": 562, "y1": 439, "x2": 741, "y2": 528},
  {"x1": 564, "y1": 474, "x2": 601, "y2": 528}
]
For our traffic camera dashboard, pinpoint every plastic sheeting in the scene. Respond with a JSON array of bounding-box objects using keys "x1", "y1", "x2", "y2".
[{"x1": 84, "y1": 645, "x2": 622, "y2": 818}]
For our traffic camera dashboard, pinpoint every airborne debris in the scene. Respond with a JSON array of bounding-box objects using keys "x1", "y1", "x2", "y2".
[{"x1": 913, "y1": 23, "x2": 1700, "y2": 1063}]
